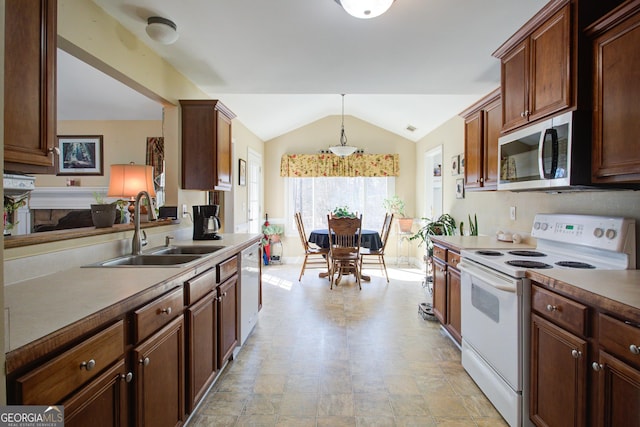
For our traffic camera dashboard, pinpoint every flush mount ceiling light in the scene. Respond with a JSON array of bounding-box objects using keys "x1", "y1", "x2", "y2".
[
  {"x1": 145, "y1": 16, "x2": 179, "y2": 45},
  {"x1": 330, "y1": 94, "x2": 359, "y2": 157},
  {"x1": 334, "y1": 0, "x2": 395, "y2": 19}
]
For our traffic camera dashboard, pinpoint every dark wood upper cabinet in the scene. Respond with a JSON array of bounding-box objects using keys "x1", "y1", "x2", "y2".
[
  {"x1": 460, "y1": 88, "x2": 501, "y2": 191},
  {"x1": 180, "y1": 100, "x2": 236, "y2": 191},
  {"x1": 587, "y1": 0, "x2": 640, "y2": 183},
  {"x1": 4, "y1": 0, "x2": 57, "y2": 174}
]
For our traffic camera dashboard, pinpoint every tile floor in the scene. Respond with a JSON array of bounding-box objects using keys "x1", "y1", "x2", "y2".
[{"x1": 188, "y1": 263, "x2": 508, "y2": 427}]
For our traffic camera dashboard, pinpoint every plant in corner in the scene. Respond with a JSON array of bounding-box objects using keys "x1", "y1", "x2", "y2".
[
  {"x1": 409, "y1": 213, "x2": 457, "y2": 256},
  {"x1": 383, "y1": 195, "x2": 413, "y2": 233},
  {"x1": 262, "y1": 224, "x2": 284, "y2": 243},
  {"x1": 90, "y1": 192, "x2": 117, "y2": 228}
]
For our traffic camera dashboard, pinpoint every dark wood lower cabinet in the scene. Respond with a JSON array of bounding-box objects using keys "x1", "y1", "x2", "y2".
[
  {"x1": 530, "y1": 313, "x2": 588, "y2": 427},
  {"x1": 63, "y1": 359, "x2": 129, "y2": 427},
  {"x1": 186, "y1": 291, "x2": 218, "y2": 412},
  {"x1": 133, "y1": 316, "x2": 185, "y2": 427},
  {"x1": 596, "y1": 350, "x2": 640, "y2": 427},
  {"x1": 217, "y1": 275, "x2": 239, "y2": 367},
  {"x1": 432, "y1": 258, "x2": 447, "y2": 324},
  {"x1": 446, "y1": 267, "x2": 462, "y2": 343}
]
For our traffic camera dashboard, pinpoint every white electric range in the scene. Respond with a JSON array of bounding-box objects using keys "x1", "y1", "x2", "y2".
[{"x1": 458, "y1": 214, "x2": 636, "y2": 427}]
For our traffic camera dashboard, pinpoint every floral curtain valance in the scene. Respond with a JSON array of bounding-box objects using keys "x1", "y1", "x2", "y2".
[{"x1": 280, "y1": 153, "x2": 400, "y2": 177}]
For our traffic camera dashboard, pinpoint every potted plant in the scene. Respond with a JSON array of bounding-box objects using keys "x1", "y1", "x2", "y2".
[
  {"x1": 410, "y1": 213, "x2": 457, "y2": 256},
  {"x1": 331, "y1": 206, "x2": 356, "y2": 218},
  {"x1": 4, "y1": 195, "x2": 28, "y2": 236},
  {"x1": 90, "y1": 192, "x2": 117, "y2": 228},
  {"x1": 383, "y1": 195, "x2": 413, "y2": 233},
  {"x1": 262, "y1": 224, "x2": 284, "y2": 243}
]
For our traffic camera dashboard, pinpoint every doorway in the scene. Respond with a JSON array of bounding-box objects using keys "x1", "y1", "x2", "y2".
[
  {"x1": 424, "y1": 146, "x2": 443, "y2": 219},
  {"x1": 247, "y1": 149, "x2": 263, "y2": 234}
]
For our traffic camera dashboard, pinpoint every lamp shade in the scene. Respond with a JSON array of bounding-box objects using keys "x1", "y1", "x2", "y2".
[
  {"x1": 330, "y1": 145, "x2": 358, "y2": 157},
  {"x1": 107, "y1": 164, "x2": 156, "y2": 198},
  {"x1": 145, "y1": 16, "x2": 179, "y2": 45},
  {"x1": 337, "y1": 0, "x2": 394, "y2": 19}
]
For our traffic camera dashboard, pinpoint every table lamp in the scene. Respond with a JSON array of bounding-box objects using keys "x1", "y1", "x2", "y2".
[{"x1": 107, "y1": 163, "x2": 156, "y2": 222}]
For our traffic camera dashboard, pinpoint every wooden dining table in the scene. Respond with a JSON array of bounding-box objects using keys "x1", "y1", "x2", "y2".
[{"x1": 308, "y1": 229, "x2": 383, "y2": 281}]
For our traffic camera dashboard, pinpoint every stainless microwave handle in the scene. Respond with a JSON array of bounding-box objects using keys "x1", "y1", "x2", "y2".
[{"x1": 538, "y1": 128, "x2": 559, "y2": 179}]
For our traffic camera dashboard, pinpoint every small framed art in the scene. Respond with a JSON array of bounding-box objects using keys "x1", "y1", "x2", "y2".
[
  {"x1": 451, "y1": 155, "x2": 460, "y2": 175},
  {"x1": 456, "y1": 178, "x2": 465, "y2": 199},
  {"x1": 56, "y1": 135, "x2": 104, "y2": 176},
  {"x1": 239, "y1": 158, "x2": 247, "y2": 186}
]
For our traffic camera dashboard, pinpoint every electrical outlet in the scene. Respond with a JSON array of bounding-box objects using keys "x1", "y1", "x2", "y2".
[
  {"x1": 182, "y1": 204, "x2": 188, "y2": 217},
  {"x1": 510, "y1": 206, "x2": 516, "y2": 221}
]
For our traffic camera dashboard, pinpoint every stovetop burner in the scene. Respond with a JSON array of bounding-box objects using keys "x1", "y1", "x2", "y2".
[
  {"x1": 508, "y1": 250, "x2": 546, "y2": 257},
  {"x1": 555, "y1": 261, "x2": 596, "y2": 269},
  {"x1": 506, "y1": 260, "x2": 552, "y2": 269},
  {"x1": 476, "y1": 250, "x2": 503, "y2": 256}
]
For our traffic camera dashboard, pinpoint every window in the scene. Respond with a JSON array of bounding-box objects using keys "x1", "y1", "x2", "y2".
[{"x1": 286, "y1": 176, "x2": 395, "y2": 234}]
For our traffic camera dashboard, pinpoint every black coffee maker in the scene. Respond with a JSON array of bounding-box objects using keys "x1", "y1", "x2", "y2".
[{"x1": 193, "y1": 205, "x2": 222, "y2": 240}]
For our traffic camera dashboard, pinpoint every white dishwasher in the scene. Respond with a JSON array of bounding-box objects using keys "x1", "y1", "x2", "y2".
[{"x1": 240, "y1": 242, "x2": 260, "y2": 345}]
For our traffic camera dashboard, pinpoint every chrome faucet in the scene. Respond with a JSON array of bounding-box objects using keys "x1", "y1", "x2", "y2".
[{"x1": 132, "y1": 191, "x2": 157, "y2": 255}]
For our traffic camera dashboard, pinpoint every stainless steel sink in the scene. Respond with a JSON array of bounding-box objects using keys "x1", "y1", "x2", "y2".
[
  {"x1": 147, "y1": 246, "x2": 225, "y2": 255},
  {"x1": 84, "y1": 254, "x2": 203, "y2": 268}
]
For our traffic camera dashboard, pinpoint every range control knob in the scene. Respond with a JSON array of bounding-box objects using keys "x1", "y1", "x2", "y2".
[
  {"x1": 534, "y1": 222, "x2": 541, "y2": 230},
  {"x1": 606, "y1": 229, "x2": 617, "y2": 240},
  {"x1": 594, "y1": 228, "x2": 604, "y2": 238},
  {"x1": 541, "y1": 223, "x2": 548, "y2": 231}
]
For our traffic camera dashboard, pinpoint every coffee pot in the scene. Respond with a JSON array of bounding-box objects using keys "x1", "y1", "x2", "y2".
[{"x1": 193, "y1": 205, "x2": 222, "y2": 240}]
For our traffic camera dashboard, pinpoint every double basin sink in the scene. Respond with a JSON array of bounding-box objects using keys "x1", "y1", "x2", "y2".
[{"x1": 84, "y1": 245, "x2": 224, "y2": 268}]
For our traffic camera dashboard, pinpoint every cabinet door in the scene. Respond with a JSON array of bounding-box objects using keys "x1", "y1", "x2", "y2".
[
  {"x1": 464, "y1": 111, "x2": 483, "y2": 190},
  {"x1": 4, "y1": 0, "x2": 56, "y2": 173},
  {"x1": 501, "y1": 40, "x2": 529, "y2": 132},
  {"x1": 133, "y1": 316, "x2": 185, "y2": 427},
  {"x1": 482, "y1": 97, "x2": 501, "y2": 190},
  {"x1": 181, "y1": 102, "x2": 216, "y2": 190},
  {"x1": 215, "y1": 112, "x2": 233, "y2": 191},
  {"x1": 592, "y1": 9, "x2": 640, "y2": 183},
  {"x1": 595, "y1": 350, "x2": 640, "y2": 427},
  {"x1": 432, "y1": 258, "x2": 447, "y2": 325},
  {"x1": 528, "y1": 4, "x2": 571, "y2": 122},
  {"x1": 186, "y1": 291, "x2": 217, "y2": 412},
  {"x1": 63, "y1": 359, "x2": 129, "y2": 427},
  {"x1": 446, "y1": 267, "x2": 461, "y2": 344},
  {"x1": 530, "y1": 313, "x2": 587, "y2": 427},
  {"x1": 217, "y1": 275, "x2": 239, "y2": 367}
]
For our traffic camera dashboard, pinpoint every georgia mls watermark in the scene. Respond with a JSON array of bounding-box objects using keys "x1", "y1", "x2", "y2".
[{"x1": 0, "y1": 406, "x2": 64, "y2": 427}]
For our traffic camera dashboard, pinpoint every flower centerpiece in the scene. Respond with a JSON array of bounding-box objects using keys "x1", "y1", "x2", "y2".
[{"x1": 331, "y1": 206, "x2": 356, "y2": 218}]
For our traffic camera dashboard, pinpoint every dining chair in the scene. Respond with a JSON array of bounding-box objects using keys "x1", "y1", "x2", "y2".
[
  {"x1": 360, "y1": 213, "x2": 393, "y2": 283},
  {"x1": 294, "y1": 212, "x2": 330, "y2": 281},
  {"x1": 326, "y1": 214, "x2": 363, "y2": 290}
]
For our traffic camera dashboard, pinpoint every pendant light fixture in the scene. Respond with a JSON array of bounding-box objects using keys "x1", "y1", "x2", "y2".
[
  {"x1": 146, "y1": 16, "x2": 179, "y2": 45},
  {"x1": 330, "y1": 94, "x2": 359, "y2": 157},
  {"x1": 334, "y1": 0, "x2": 395, "y2": 19}
]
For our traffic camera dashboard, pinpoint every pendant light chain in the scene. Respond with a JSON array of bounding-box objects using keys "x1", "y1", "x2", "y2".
[{"x1": 340, "y1": 94, "x2": 348, "y2": 146}]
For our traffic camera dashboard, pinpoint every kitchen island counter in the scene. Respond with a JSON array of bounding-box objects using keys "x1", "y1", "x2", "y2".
[{"x1": 4, "y1": 233, "x2": 261, "y2": 373}]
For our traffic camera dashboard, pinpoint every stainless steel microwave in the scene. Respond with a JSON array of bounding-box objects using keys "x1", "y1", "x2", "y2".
[{"x1": 497, "y1": 110, "x2": 592, "y2": 191}]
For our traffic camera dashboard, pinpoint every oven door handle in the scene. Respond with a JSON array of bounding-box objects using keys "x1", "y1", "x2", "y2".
[{"x1": 458, "y1": 263, "x2": 517, "y2": 293}]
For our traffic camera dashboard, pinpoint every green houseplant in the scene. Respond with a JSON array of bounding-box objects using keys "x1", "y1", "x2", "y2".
[
  {"x1": 410, "y1": 213, "x2": 457, "y2": 256},
  {"x1": 331, "y1": 206, "x2": 356, "y2": 218},
  {"x1": 262, "y1": 224, "x2": 284, "y2": 243},
  {"x1": 383, "y1": 195, "x2": 413, "y2": 233}
]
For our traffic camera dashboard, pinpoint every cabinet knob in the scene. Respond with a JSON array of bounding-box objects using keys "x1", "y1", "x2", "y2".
[
  {"x1": 571, "y1": 349, "x2": 582, "y2": 359},
  {"x1": 139, "y1": 357, "x2": 150, "y2": 366},
  {"x1": 121, "y1": 372, "x2": 133, "y2": 383},
  {"x1": 160, "y1": 307, "x2": 172, "y2": 315},
  {"x1": 546, "y1": 304, "x2": 558, "y2": 312},
  {"x1": 630, "y1": 344, "x2": 640, "y2": 355},
  {"x1": 520, "y1": 112, "x2": 526, "y2": 118},
  {"x1": 80, "y1": 359, "x2": 96, "y2": 371},
  {"x1": 47, "y1": 147, "x2": 60, "y2": 156},
  {"x1": 592, "y1": 362, "x2": 603, "y2": 372}
]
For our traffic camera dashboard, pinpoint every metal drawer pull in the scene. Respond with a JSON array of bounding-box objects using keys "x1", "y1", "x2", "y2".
[
  {"x1": 80, "y1": 359, "x2": 96, "y2": 371},
  {"x1": 571, "y1": 350, "x2": 582, "y2": 359},
  {"x1": 121, "y1": 372, "x2": 133, "y2": 383},
  {"x1": 47, "y1": 147, "x2": 60, "y2": 155},
  {"x1": 139, "y1": 357, "x2": 150, "y2": 366},
  {"x1": 160, "y1": 307, "x2": 172, "y2": 315},
  {"x1": 592, "y1": 362, "x2": 603, "y2": 372},
  {"x1": 630, "y1": 345, "x2": 640, "y2": 355},
  {"x1": 546, "y1": 304, "x2": 558, "y2": 312}
]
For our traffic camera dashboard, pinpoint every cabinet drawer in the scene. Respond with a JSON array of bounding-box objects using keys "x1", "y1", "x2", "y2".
[
  {"x1": 531, "y1": 285, "x2": 588, "y2": 337},
  {"x1": 16, "y1": 320, "x2": 125, "y2": 405},
  {"x1": 447, "y1": 251, "x2": 461, "y2": 269},
  {"x1": 217, "y1": 255, "x2": 238, "y2": 283},
  {"x1": 185, "y1": 268, "x2": 216, "y2": 305},
  {"x1": 134, "y1": 287, "x2": 184, "y2": 343},
  {"x1": 433, "y1": 245, "x2": 447, "y2": 262},
  {"x1": 599, "y1": 313, "x2": 640, "y2": 368}
]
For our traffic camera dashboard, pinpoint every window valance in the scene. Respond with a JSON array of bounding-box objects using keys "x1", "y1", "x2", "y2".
[{"x1": 280, "y1": 153, "x2": 400, "y2": 177}]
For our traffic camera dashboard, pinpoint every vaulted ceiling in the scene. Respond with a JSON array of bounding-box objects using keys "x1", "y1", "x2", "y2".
[{"x1": 59, "y1": 0, "x2": 547, "y2": 142}]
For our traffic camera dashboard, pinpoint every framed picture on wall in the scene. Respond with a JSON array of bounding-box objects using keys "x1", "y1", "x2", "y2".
[
  {"x1": 239, "y1": 158, "x2": 247, "y2": 186},
  {"x1": 451, "y1": 155, "x2": 459, "y2": 175},
  {"x1": 456, "y1": 178, "x2": 465, "y2": 199},
  {"x1": 56, "y1": 135, "x2": 104, "y2": 176},
  {"x1": 459, "y1": 153, "x2": 465, "y2": 175}
]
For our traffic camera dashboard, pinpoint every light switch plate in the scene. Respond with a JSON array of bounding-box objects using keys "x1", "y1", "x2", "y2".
[{"x1": 510, "y1": 206, "x2": 516, "y2": 220}]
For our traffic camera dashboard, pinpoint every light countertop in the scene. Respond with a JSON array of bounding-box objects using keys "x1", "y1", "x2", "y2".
[
  {"x1": 429, "y1": 235, "x2": 534, "y2": 250},
  {"x1": 4, "y1": 234, "x2": 260, "y2": 354}
]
